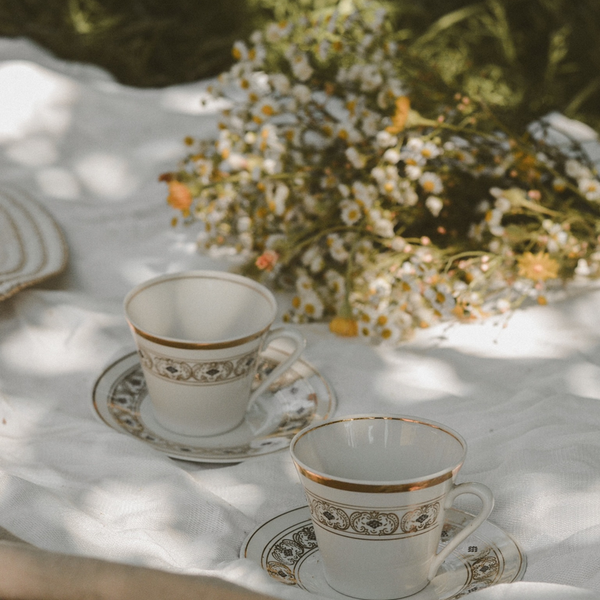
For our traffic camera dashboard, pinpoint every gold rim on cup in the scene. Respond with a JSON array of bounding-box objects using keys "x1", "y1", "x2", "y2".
[
  {"x1": 290, "y1": 415, "x2": 467, "y2": 494},
  {"x1": 123, "y1": 270, "x2": 277, "y2": 350}
]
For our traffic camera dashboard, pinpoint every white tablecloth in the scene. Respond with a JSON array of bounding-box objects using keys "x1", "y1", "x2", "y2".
[{"x1": 1, "y1": 36, "x2": 600, "y2": 599}]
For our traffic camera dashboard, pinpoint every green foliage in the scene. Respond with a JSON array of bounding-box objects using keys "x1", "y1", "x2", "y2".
[
  {"x1": 0, "y1": 0, "x2": 259, "y2": 86},
  {"x1": 0, "y1": 0, "x2": 598, "y2": 131},
  {"x1": 385, "y1": 0, "x2": 600, "y2": 130}
]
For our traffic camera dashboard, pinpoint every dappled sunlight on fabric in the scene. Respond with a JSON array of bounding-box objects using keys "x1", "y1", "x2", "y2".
[
  {"x1": 0, "y1": 395, "x2": 48, "y2": 448},
  {"x1": 2, "y1": 297, "x2": 123, "y2": 374},
  {"x1": 74, "y1": 152, "x2": 139, "y2": 200},
  {"x1": 374, "y1": 351, "x2": 474, "y2": 403},
  {"x1": 566, "y1": 363, "x2": 600, "y2": 401},
  {"x1": 134, "y1": 138, "x2": 189, "y2": 164},
  {"x1": 506, "y1": 473, "x2": 600, "y2": 547},
  {"x1": 35, "y1": 166, "x2": 81, "y2": 199},
  {"x1": 117, "y1": 232, "x2": 228, "y2": 289},
  {"x1": 0, "y1": 61, "x2": 77, "y2": 142},
  {"x1": 423, "y1": 302, "x2": 600, "y2": 359},
  {"x1": 5, "y1": 134, "x2": 59, "y2": 166},
  {"x1": 526, "y1": 525, "x2": 600, "y2": 589},
  {"x1": 187, "y1": 482, "x2": 268, "y2": 518},
  {"x1": 82, "y1": 479, "x2": 186, "y2": 530}
]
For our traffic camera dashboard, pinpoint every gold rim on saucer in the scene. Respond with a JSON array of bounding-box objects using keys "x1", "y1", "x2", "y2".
[{"x1": 241, "y1": 506, "x2": 527, "y2": 599}]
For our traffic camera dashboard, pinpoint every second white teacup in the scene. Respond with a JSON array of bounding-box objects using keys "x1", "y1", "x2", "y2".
[
  {"x1": 290, "y1": 414, "x2": 494, "y2": 600},
  {"x1": 124, "y1": 270, "x2": 306, "y2": 437}
]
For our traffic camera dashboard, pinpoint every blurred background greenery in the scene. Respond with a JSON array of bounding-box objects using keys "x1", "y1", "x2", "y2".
[{"x1": 0, "y1": 0, "x2": 598, "y2": 132}]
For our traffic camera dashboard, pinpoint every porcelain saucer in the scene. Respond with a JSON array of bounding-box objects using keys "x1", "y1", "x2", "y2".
[
  {"x1": 92, "y1": 345, "x2": 336, "y2": 463},
  {"x1": 241, "y1": 506, "x2": 526, "y2": 599}
]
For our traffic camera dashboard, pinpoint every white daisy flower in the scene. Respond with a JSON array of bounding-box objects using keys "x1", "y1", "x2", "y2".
[
  {"x1": 359, "y1": 65, "x2": 383, "y2": 92},
  {"x1": 383, "y1": 148, "x2": 401, "y2": 164},
  {"x1": 327, "y1": 234, "x2": 350, "y2": 262},
  {"x1": 340, "y1": 199, "x2": 362, "y2": 225},
  {"x1": 345, "y1": 147, "x2": 366, "y2": 169},
  {"x1": 419, "y1": 141, "x2": 442, "y2": 161},
  {"x1": 296, "y1": 290, "x2": 324, "y2": 320},
  {"x1": 338, "y1": 184, "x2": 350, "y2": 198},
  {"x1": 325, "y1": 269, "x2": 346, "y2": 298},
  {"x1": 237, "y1": 216, "x2": 252, "y2": 233},
  {"x1": 494, "y1": 194, "x2": 512, "y2": 213},
  {"x1": 231, "y1": 41, "x2": 249, "y2": 61},
  {"x1": 575, "y1": 259, "x2": 592, "y2": 277},
  {"x1": 565, "y1": 159, "x2": 592, "y2": 180},
  {"x1": 418, "y1": 172, "x2": 443, "y2": 194},
  {"x1": 290, "y1": 53, "x2": 314, "y2": 82},
  {"x1": 376, "y1": 130, "x2": 398, "y2": 148},
  {"x1": 302, "y1": 245, "x2": 325, "y2": 273},
  {"x1": 405, "y1": 165, "x2": 422, "y2": 181},
  {"x1": 265, "y1": 21, "x2": 292, "y2": 43},
  {"x1": 292, "y1": 84, "x2": 312, "y2": 104},
  {"x1": 378, "y1": 318, "x2": 404, "y2": 346},
  {"x1": 368, "y1": 276, "x2": 392, "y2": 300},
  {"x1": 425, "y1": 196, "x2": 444, "y2": 217},
  {"x1": 361, "y1": 111, "x2": 380, "y2": 137},
  {"x1": 372, "y1": 215, "x2": 395, "y2": 238},
  {"x1": 397, "y1": 180, "x2": 419, "y2": 206},
  {"x1": 271, "y1": 183, "x2": 289, "y2": 215},
  {"x1": 270, "y1": 73, "x2": 291, "y2": 94},
  {"x1": 579, "y1": 177, "x2": 600, "y2": 201},
  {"x1": 352, "y1": 181, "x2": 378, "y2": 209}
]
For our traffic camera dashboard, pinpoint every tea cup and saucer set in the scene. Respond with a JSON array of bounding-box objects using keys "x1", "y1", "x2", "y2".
[{"x1": 91, "y1": 270, "x2": 528, "y2": 599}]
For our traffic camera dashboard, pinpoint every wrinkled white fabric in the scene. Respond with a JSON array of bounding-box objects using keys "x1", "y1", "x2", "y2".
[
  {"x1": 1, "y1": 36, "x2": 600, "y2": 599},
  {"x1": 469, "y1": 582, "x2": 600, "y2": 599}
]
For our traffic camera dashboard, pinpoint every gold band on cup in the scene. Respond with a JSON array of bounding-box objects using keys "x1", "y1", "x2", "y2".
[{"x1": 127, "y1": 324, "x2": 270, "y2": 350}]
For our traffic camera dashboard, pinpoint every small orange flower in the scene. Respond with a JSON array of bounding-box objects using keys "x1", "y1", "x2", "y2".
[
  {"x1": 329, "y1": 316, "x2": 358, "y2": 337},
  {"x1": 167, "y1": 181, "x2": 192, "y2": 212},
  {"x1": 517, "y1": 252, "x2": 559, "y2": 281},
  {"x1": 386, "y1": 96, "x2": 410, "y2": 134},
  {"x1": 255, "y1": 250, "x2": 279, "y2": 271}
]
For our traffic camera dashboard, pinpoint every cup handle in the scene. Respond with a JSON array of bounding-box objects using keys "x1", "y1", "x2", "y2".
[
  {"x1": 247, "y1": 327, "x2": 306, "y2": 409},
  {"x1": 427, "y1": 482, "x2": 495, "y2": 581}
]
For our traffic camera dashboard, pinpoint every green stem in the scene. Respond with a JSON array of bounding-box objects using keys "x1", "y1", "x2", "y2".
[{"x1": 443, "y1": 250, "x2": 491, "y2": 274}]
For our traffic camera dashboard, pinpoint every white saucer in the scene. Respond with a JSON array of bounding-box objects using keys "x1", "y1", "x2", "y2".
[
  {"x1": 92, "y1": 345, "x2": 336, "y2": 463},
  {"x1": 241, "y1": 506, "x2": 526, "y2": 599},
  {"x1": 0, "y1": 186, "x2": 68, "y2": 301}
]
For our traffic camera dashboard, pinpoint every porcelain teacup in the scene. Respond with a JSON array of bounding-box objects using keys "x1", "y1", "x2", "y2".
[
  {"x1": 124, "y1": 270, "x2": 306, "y2": 437},
  {"x1": 290, "y1": 414, "x2": 494, "y2": 600}
]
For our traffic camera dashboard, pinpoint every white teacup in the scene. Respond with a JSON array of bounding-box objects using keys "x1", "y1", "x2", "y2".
[
  {"x1": 124, "y1": 270, "x2": 306, "y2": 437},
  {"x1": 290, "y1": 414, "x2": 494, "y2": 600}
]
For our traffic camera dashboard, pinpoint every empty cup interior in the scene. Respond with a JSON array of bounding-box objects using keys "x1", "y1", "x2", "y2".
[
  {"x1": 292, "y1": 416, "x2": 466, "y2": 483},
  {"x1": 125, "y1": 272, "x2": 276, "y2": 343}
]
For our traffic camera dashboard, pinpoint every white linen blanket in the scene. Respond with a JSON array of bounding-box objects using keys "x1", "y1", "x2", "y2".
[{"x1": 1, "y1": 35, "x2": 600, "y2": 599}]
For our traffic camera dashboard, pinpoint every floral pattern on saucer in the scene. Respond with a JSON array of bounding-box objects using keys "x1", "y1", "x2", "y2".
[
  {"x1": 242, "y1": 507, "x2": 526, "y2": 599},
  {"x1": 92, "y1": 345, "x2": 336, "y2": 463}
]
